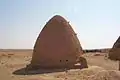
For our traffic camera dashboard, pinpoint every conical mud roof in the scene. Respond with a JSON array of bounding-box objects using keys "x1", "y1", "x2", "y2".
[
  {"x1": 109, "y1": 36, "x2": 120, "y2": 60},
  {"x1": 31, "y1": 15, "x2": 83, "y2": 68}
]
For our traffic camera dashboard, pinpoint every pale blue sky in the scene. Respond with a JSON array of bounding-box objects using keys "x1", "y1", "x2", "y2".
[{"x1": 0, "y1": 0, "x2": 120, "y2": 49}]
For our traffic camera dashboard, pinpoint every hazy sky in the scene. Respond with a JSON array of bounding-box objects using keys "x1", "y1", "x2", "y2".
[{"x1": 0, "y1": 0, "x2": 120, "y2": 49}]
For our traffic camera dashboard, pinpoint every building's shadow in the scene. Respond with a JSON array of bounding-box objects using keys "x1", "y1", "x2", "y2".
[
  {"x1": 13, "y1": 67, "x2": 67, "y2": 75},
  {"x1": 13, "y1": 63, "x2": 84, "y2": 75}
]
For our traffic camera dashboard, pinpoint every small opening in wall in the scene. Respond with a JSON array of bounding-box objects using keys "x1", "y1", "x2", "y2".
[
  {"x1": 66, "y1": 60, "x2": 68, "y2": 62},
  {"x1": 60, "y1": 60, "x2": 62, "y2": 62}
]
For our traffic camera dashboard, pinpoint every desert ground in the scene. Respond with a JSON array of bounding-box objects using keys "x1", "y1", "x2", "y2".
[{"x1": 0, "y1": 49, "x2": 120, "y2": 80}]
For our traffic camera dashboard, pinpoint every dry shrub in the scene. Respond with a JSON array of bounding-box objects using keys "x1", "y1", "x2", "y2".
[
  {"x1": 1, "y1": 54, "x2": 7, "y2": 56},
  {"x1": 8, "y1": 53, "x2": 14, "y2": 56},
  {"x1": 94, "y1": 53, "x2": 101, "y2": 56}
]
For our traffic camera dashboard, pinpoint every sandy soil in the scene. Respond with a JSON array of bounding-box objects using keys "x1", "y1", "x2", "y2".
[{"x1": 0, "y1": 50, "x2": 119, "y2": 80}]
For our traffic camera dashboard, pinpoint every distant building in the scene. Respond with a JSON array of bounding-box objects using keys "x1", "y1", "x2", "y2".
[{"x1": 109, "y1": 36, "x2": 120, "y2": 60}]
